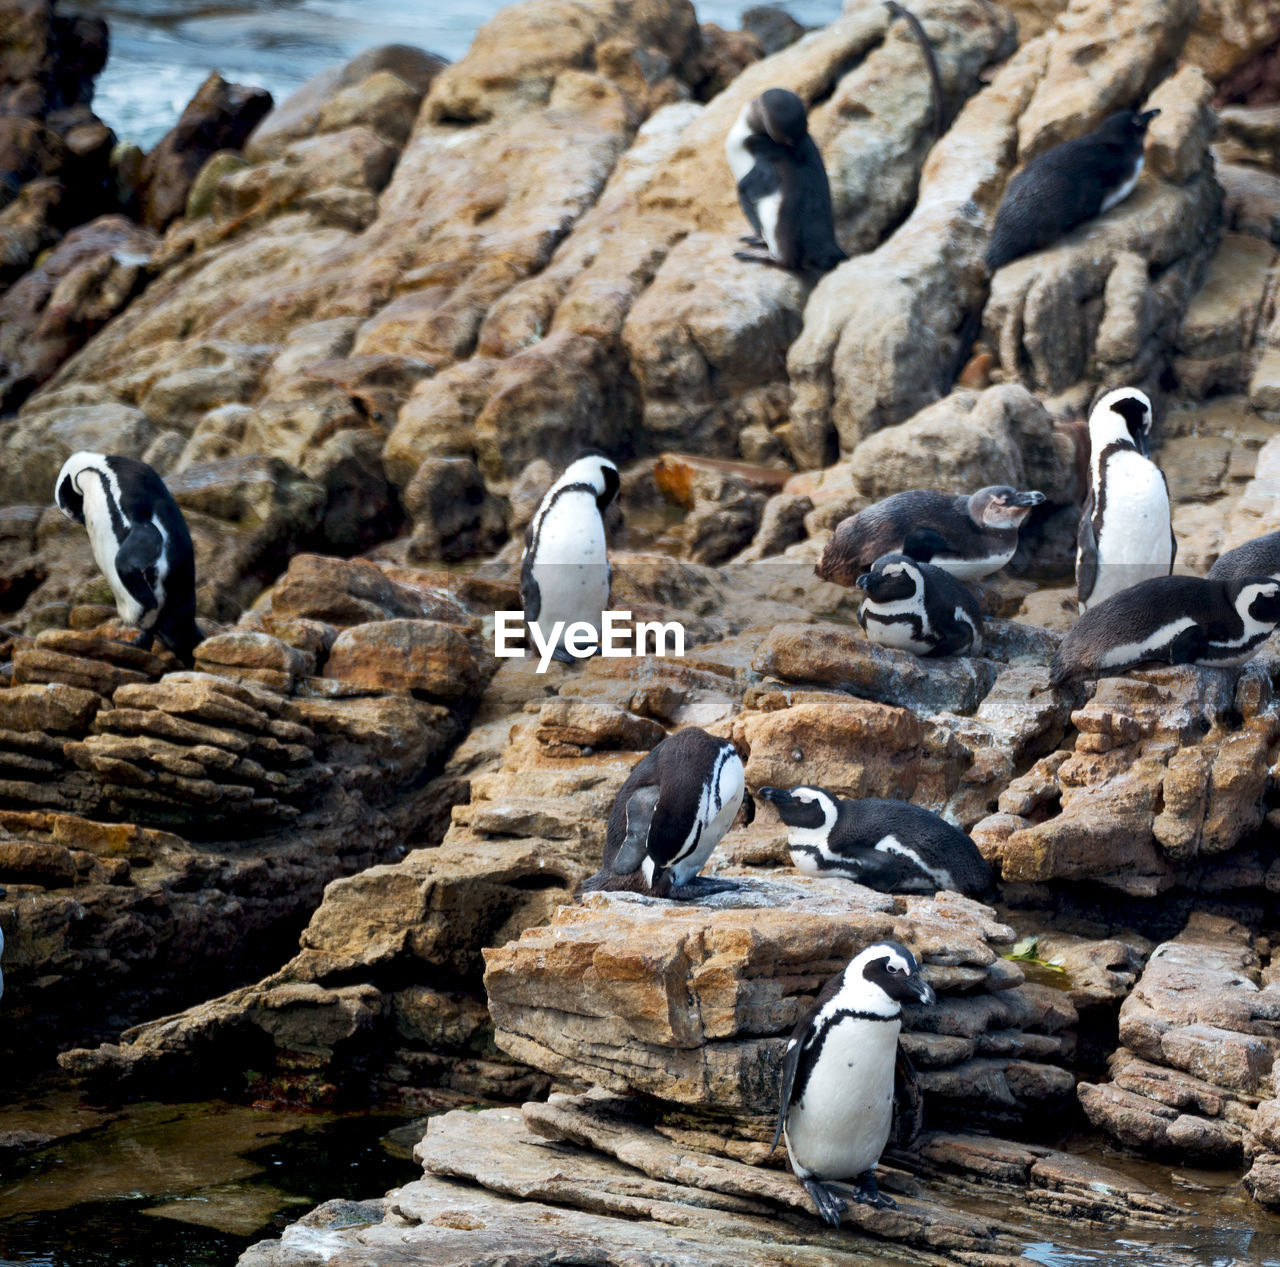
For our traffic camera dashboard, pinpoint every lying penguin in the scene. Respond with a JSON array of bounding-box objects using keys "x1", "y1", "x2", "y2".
[
  {"x1": 986, "y1": 108, "x2": 1160, "y2": 271},
  {"x1": 774, "y1": 941, "x2": 935, "y2": 1224},
  {"x1": 856, "y1": 552, "x2": 984, "y2": 657},
  {"x1": 54, "y1": 452, "x2": 202, "y2": 666},
  {"x1": 580, "y1": 727, "x2": 748, "y2": 901},
  {"x1": 521, "y1": 453, "x2": 620, "y2": 664},
  {"x1": 725, "y1": 87, "x2": 846, "y2": 273},
  {"x1": 1077, "y1": 387, "x2": 1173, "y2": 612},
  {"x1": 1209, "y1": 530, "x2": 1280, "y2": 586},
  {"x1": 816, "y1": 485, "x2": 1045, "y2": 587},
  {"x1": 760, "y1": 785, "x2": 993, "y2": 896},
  {"x1": 1049, "y1": 574, "x2": 1280, "y2": 688}
]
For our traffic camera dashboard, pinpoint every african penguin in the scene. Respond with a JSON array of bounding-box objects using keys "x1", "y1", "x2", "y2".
[
  {"x1": 55, "y1": 452, "x2": 201, "y2": 666},
  {"x1": 725, "y1": 88, "x2": 846, "y2": 274},
  {"x1": 1209, "y1": 530, "x2": 1280, "y2": 586},
  {"x1": 773, "y1": 941, "x2": 935, "y2": 1225},
  {"x1": 520, "y1": 454, "x2": 620, "y2": 665},
  {"x1": 856, "y1": 552, "x2": 984, "y2": 658},
  {"x1": 1076, "y1": 387, "x2": 1173, "y2": 612},
  {"x1": 985, "y1": 108, "x2": 1160, "y2": 271},
  {"x1": 1049, "y1": 574, "x2": 1280, "y2": 688},
  {"x1": 580, "y1": 727, "x2": 748, "y2": 901},
  {"x1": 759, "y1": 785, "x2": 993, "y2": 896},
  {"x1": 816, "y1": 485, "x2": 1045, "y2": 587}
]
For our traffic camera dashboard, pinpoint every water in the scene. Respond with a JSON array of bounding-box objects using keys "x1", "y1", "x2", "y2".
[
  {"x1": 0, "y1": 1096, "x2": 419, "y2": 1267},
  {"x1": 76, "y1": 0, "x2": 846, "y2": 149}
]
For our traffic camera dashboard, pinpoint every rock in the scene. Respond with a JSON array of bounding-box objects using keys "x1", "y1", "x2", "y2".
[
  {"x1": 841, "y1": 383, "x2": 1074, "y2": 504},
  {"x1": 740, "y1": 5, "x2": 806, "y2": 55},
  {"x1": 136, "y1": 73, "x2": 273, "y2": 230},
  {"x1": 193, "y1": 630, "x2": 315, "y2": 691},
  {"x1": 323, "y1": 620, "x2": 480, "y2": 700},
  {"x1": 1217, "y1": 104, "x2": 1280, "y2": 171},
  {"x1": 1219, "y1": 161, "x2": 1280, "y2": 244},
  {"x1": 403, "y1": 457, "x2": 507, "y2": 563},
  {"x1": 534, "y1": 696, "x2": 665, "y2": 756}
]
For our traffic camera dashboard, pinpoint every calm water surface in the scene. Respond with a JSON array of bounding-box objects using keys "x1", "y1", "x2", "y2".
[{"x1": 76, "y1": 0, "x2": 845, "y2": 147}]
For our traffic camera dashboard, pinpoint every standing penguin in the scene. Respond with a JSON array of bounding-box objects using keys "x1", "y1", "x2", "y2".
[
  {"x1": 1209, "y1": 530, "x2": 1280, "y2": 586},
  {"x1": 1049, "y1": 574, "x2": 1280, "y2": 688},
  {"x1": 856, "y1": 552, "x2": 984, "y2": 657},
  {"x1": 725, "y1": 88, "x2": 846, "y2": 273},
  {"x1": 1076, "y1": 387, "x2": 1173, "y2": 612},
  {"x1": 759, "y1": 785, "x2": 993, "y2": 896},
  {"x1": 581, "y1": 727, "x2": 747, "y2": 901},
  {"x1": 55, "y1": 453, "x2": 201, "y2": 666},
  {"x1": 986, "y1": 109, "x2": 1160, "y2": 270},
  {"x1": 520, "y1": 454, "x2": 620, "y2": 664},
  {"x1": 817, "y1": 486, "x2": 1045, "y2": 587},
  {"x1": 774, "y1": 941, "x2": 936, "y2": 1225}
]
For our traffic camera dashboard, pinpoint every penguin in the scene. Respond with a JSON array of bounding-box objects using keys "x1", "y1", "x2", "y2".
[
  {"x1": 1209, "y1": 530, "x2": 1280, "y2": 586},
  {"x1": 1076, "y1": 387, "x2": 1173, "y2": 612},
  {"x1": 54, "y1": 452, "x2": 201, "y2": 666},
  {"x1": 1048, "y1": 574, "x2": 1280, "y2": 688},
  {"x1": 856, "y1": 552, "x2": 984, "y2": 657},
  {"x1": 816, "y1": 485, "x2": 1045, "y2": 587},
  {"x1": 724, "y1": 88, "x2": 847, "y2": 273},
  {"x1": 759, "y1": 785, "x2": 993, "y2": 896},
  {"x1": 773, "y1": 941, "x2": 936, "y2": 1225},
  {"x1": 580, "y1": 727, "x2": 747, "y2": 901},
  {"x1": 520, "y1": 454, "x2": 620, "y2": 665},
  {"x1": 986, "y1": 109, "x2": 1161, "y2": 271}
]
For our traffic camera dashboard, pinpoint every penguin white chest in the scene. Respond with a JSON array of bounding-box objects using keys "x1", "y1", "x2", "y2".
[
  {"x1": 669, "y1": 751, "x2": 744, "y2": 884},
  {"x1": 1088, "y1": 450, "x2": 1172, "y2": 606},
  {"x1": 860, "y1": 597, "x2": 931, "y2": 654},
  {"x1": 724, "y1": 112, "x2": 756, "y2": 185},
  {"x1": 1100, "y1": 154, "x2": 1144, "y2": 213},
  {"x1": 756, "y1": 191, "x2": 783, "y2": 257},
  {"x1": 786, "y1": 1015, "x2": 900, "y2": 1180},
  {"x1": 81, "y1": 481, "x2": 145, "y2": 625},
  {"x1": 526, "y1": 494, "x2": 610, "y2": 636}
]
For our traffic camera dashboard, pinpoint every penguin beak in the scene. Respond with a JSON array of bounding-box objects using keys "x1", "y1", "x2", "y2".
[
  {"x1": 1138, "y1": 108, "x2": 1161, "y2": 127},
  {"x1": 1011, "y1": 491, "x2": 1046, "y2": 508},
  {"x1": 911, "y1": 976, "x2": 937, "y2": 1005},
  {"x1": 856, "y1": 573, "x2": 873, "y2": 590},
  {"x1": 758, "y1": 786, "x2": 784, "y2": 804}
]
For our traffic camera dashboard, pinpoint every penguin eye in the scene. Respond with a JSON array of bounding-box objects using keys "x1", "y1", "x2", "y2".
[{"x1": 887, "y1": 963, "x2": 902, "y2": 974}]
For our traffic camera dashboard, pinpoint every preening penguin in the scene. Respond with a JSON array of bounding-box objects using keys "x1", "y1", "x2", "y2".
[
  {"x1": 986, "y1": 109, "x2": 1160, "y2": 271},
  {"x1": 816, "y1": 486, "x2": 1045, "y2": 587},
  {"x1": 1049, "y1": 575, "x2": 1280, "y2": 688},
  {"x1": 759, "y1": 785, "x2": 993, "y2": 896},
  {"x1": 1209, "y1": 530, "x2": 1280, "y2": 586},
  {"x1": 773, "y1": 941, "x2": 935, "y2": 1224},
  {"x1": 55, "y1": 453, "x2": 201, "y2": 666},
  {"x1": 856, "y1": 552, "x2": 984, "y2": 657},
  {"x1": 1076, "y1": 387, "x2": 1173, "y2": 612},
  {"x1": 581, "y1": 727, "x2": 747, "y2": 901},
  {"x1": 520, "y1": 454, "x2": 620, "y2": 664},
  {"x1": 725, "y1": 88, "x2": 846, "y2": 273}
]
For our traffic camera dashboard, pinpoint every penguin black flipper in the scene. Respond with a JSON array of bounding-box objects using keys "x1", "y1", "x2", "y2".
[
  {"x1": 114, "y1": 521, "x2": 164, "y2": 620},
  {"x1": 1076, "y1": 489, "x2": 1099, "y2": 608},
  {"x1": 519, "y1": 524, "x2": 542, "y2": 624},
  {"x1": 929, "y1": 615, "x2": 978, "y2": 657},
  {"x1": 772, "y1": 978, "x2": 835, "y2": 1154},
  {"x1": 891, "y1": 1045, "x2": 924, "y2": 1149},
  {"x1": 901, "y1": 527, "x2": 953, "y2": 564},
  {"x1": 735, "y1": 155, "x2": 779, "y2": 243},
  {"x1": 1169, "y1": 623, "x2": 1210, "y2": 666},
  {"x1": 611, "y1": 784, "x2": 660, "y2": 876}
]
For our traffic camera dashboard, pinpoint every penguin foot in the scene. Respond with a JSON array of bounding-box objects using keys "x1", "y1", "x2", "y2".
[
  {"x1": 738, "y1": 234, "x2": 766, "y2": 246},
  {"x1": 129, "y1": 629, "x2": 155, "y2": 651},
  {"x1": 850, "y1": 1170, "x2": 897, "y2": 1210},
  {"x1": 665, "y1": 876, "x2": 742, "y2": 902},
  {"x1": 802, "y1": 1179, "x2": 847, "y2": 1227},
  {"x1": 733, "y1": 250, "x2": 792, "y2": 270}
]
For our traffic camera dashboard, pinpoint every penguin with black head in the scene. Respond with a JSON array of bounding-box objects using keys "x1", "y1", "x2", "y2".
[
  {"x1": 1049, "y1": 574, "x2": 1280, "y2": 688},
  {"x1": 774, "y1": 941, "x2": 935, "y2": 1225},
  {"x1": 725, "y1": 87, "x2": 846, "y2": 274},
  {"x1": 581, "y1": 727, "x2": 749, "y2": 901},
  {"x1": 986, "y1": 108, "x2": 1160, "y2": 271},
  {"x1": 759, "y1": 785, "x2": 993, "y2": 896},
  {"x1": 856, "y1": 552, "x2": 984, "y2": 657},
  {"x1": 55, "y1": 452, "x2": 201, "y2": 666},
  {"x1": 1076, "y1": 387, "x2": 1173, "y2": 612},
  {"x1": 520, "y1": 453, "x2": 620, "y2": 665}
]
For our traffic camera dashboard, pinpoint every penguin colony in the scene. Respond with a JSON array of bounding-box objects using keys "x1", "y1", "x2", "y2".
[{"x1": 30, "y1": 58, "x2": 1280, "y2": 1238}]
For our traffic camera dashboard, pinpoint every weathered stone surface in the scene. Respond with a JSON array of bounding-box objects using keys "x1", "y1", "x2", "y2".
[
  {"x1": 535, "y1": 695, "x2": 665, "y2": 756},
  {"x1": 323, "y1": 620, "x2": 479, "y2": 699}
]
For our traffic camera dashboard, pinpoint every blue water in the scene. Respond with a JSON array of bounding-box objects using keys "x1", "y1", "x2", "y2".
[{"x1": 74, "y1": 0, "x2": 845, "y2": 148}]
